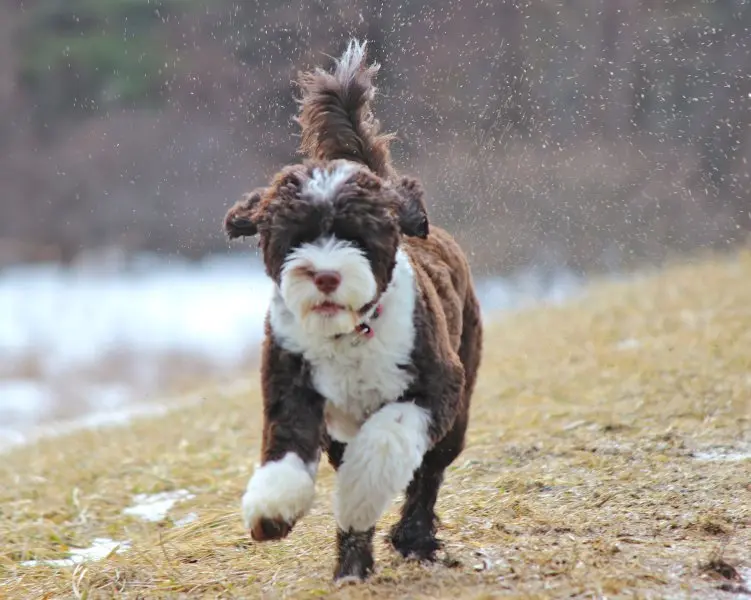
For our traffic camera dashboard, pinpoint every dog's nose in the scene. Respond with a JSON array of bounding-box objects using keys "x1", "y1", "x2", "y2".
[{"x1": 313, "y1": 270, "x2": 341, "y2": 294}]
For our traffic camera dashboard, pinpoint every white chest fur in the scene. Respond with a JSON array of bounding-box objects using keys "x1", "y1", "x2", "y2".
[{"x1": 269, "y1": 248, "x2": 417, "y2": 443}]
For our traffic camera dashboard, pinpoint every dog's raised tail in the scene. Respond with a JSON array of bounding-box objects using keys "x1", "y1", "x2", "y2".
[{"x1": 296, "y1": 40, "x2": 395, "y2": 179}]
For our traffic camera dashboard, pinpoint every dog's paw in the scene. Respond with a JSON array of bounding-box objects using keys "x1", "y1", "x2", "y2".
[
  {"x1": 334, "y1": 528, "x2": 375, "y2": 583},
  {"x1": 389, "y1": 516, "x2": 442, "y2": 562},
  {"x1": 241, "y1": 453, "x2": 316, "y2": 541},
  {"x1": 333, "y1": 555, "x2": 373, "y2": 584},
  {"x1": 334, "y1": 574, "x2": 368, "y2": 587},
  {"x1": 249, "y1": 516, "x2": 295, "y2": 541}
]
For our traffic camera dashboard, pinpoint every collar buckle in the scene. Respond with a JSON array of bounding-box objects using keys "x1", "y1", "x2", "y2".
[{"x1": 353, "y1": 303, "x2": 382, "y2": 342}]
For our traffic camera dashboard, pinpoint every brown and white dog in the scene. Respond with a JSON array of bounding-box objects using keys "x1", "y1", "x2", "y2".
[{"x1": 224, "y1": 40, "x2": 483, "y2": 582}]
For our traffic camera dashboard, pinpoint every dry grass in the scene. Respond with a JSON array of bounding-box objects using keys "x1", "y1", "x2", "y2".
[{"x1": 1, "y1": 252, "x2": 750, "y2": 599}]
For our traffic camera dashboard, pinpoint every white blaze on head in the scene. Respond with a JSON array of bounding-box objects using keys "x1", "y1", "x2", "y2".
[
  {"x1": 280, "y1": 236, "x2": 377, "y2": 338},
  {"x1": 304, "y1": 162, "x2": 357, "y2": 204}
]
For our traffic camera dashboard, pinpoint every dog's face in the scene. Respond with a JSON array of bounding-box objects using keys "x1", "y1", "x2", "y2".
[{"x1": 224, "y1": 160, "x2": 429, "y2": 338}]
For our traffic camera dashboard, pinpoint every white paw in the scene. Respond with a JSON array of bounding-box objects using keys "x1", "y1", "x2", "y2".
[{"x1": 241, "y1": 453, "x2": 316, "y2": 532}]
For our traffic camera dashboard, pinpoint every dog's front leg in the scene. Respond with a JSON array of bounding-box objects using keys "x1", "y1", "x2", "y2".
[
  {"x1": 332, "y1": 359, "x2": 465, "y2": 581},
  {"x1": 241, "y1": 341, "x2": 324, "y2": 542},
  {"x1": 332, "y1": 401, "x2": 432, "y2": 582}
]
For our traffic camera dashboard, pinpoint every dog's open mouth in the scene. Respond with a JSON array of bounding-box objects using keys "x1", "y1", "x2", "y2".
[{"x1": 311, "y1": 301, "x2": 345, "y2": 316}]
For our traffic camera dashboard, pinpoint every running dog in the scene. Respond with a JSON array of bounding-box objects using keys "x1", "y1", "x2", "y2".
[{"x1": 224, "y1": 39, "x2": 483, "y2": 582}]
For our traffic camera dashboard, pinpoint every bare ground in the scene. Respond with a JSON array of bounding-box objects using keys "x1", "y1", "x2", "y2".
[{"x1": 1, "y1": 251, "x2": 750, "y2": 599}]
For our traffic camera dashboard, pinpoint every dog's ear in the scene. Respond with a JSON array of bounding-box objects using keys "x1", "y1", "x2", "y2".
[
  {"x1": 394, "y1": 176, "x2": 429, "y2": 239},
  {"x1": 224, "y1": 188, "x2": 266, "y2": 239}
]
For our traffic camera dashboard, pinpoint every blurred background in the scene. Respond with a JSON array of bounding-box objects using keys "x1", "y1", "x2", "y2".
[{"x1": 1, "y1": 0, "x2": 749, "y2": 446}]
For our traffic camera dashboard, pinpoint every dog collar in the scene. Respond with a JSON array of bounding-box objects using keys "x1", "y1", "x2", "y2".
[
  {"x1": 354, "y1": 303, "x2": 382, "y2": 339},
  {"x1": 332, "y1": 303, "x2": 382, "y2": 342}
]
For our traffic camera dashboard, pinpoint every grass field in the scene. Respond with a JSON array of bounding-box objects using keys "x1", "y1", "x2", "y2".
[{"x1": 1, "y1": 252, "x2": 750, "y2": 599}]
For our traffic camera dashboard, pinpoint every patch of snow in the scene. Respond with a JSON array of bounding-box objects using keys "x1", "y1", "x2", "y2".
[
  {"x1": 0, "y1": 252, "x2": 272, "y2": 368},
  {"x1": 0, "y1": 380, "x2": 53, "y2": 422},
  {"x1": 174, "y1": 512, "x2": 199, "y2": 527},
  {"x1": 562, "y1": 419, "x2": 590, "y2": 431},
  {"x1": 616, "y1": 338, "x2": 641, "y2": 350},
  {"x1": 693, "y1": 447, "x2": 751, "y2": 462},
  {"x1": 475, "y1": 266, "x2": 584, "y2": 314},
  {"x1": 123, "y1": 489, "x2": 196, "y2": 522},
  {"x1": 0, "y1": 398, "x2": 193, "y2": 453},
  {"x1": 84, "y1": 383, "x2": 132, "y2": 411},
  {"x1": 0, "y1": 378, "x2": 251, "y2": 454},
  {"x1": 0, "y1": 428, "x2": 26, "y2": 448},
  {"x1": 20, "y1": 537, "x2": 130, "y2": 568},
  {"x1": 470, "y1": 547, "x2": 510, "y2": 572}
]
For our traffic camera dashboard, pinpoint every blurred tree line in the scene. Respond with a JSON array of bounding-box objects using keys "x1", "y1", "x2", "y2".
[
  {"x1": 17, "y1": 0, "x2": 170, "y2": 127},
  {"x1": 0, "y1": 0, "x2": 749, "y2": 274}
]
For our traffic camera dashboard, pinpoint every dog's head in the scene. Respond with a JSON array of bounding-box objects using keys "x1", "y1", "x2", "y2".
[{"x1": 224, "y1": 159, "x2": 428, "y2": 338}]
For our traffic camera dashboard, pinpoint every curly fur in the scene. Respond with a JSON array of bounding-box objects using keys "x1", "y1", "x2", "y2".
[
  {"x1": 296, "y1": 40, "x2": 396, "y2": 180},
  {"x1": 225, "y1": 39, "x2": 483, "y2": 583}
]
